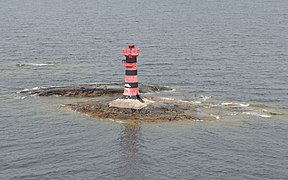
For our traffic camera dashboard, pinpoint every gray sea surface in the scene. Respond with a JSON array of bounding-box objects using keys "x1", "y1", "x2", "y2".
[{"x1": 1, "y1": 0, "x2": 288, "y2": 179}]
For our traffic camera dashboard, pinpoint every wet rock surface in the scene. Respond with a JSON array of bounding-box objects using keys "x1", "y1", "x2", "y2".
[
  {"x1": 19, "y1": 83, "x2": 172, "y2": 97},
  {"x1": 65, "y1": 96, "x2": 205, "y2": 123}
]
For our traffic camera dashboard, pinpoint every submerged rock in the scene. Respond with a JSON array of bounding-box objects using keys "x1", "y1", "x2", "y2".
[{"x1": 19, "y1": 83, "x2": 172, "y2": 97}]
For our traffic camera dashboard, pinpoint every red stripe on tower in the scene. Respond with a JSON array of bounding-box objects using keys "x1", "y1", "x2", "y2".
[
  {"x1": 125, "y1": 76, "x2": 138, "y2": 83},
  {"x1": 124, "y1": 63, "x2": 138, "y2": 70},
  {"x1": 123, "y1": 88, "x2": 139, "y2": 96}
]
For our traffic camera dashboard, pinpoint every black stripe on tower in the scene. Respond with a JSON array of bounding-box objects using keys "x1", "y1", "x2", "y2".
[
  {"x1": 124, "y1": 82, "x2": 138, "y2": 88},
  {"x1": 125, "y1": 70, "x2": 137, "y2": 76},
  {"x1": 121, "y1": 95, "x2": 138, "y2": 100},
  {"x1": 125, "y1": 57, "x2": 137, "y2": 63},
  {"x1": 121, "y1": 95, "x2": 144, "y2": 102}
]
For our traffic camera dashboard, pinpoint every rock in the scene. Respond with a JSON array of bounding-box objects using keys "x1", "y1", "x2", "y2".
[
  {"x1": 20, "y1": 83, "x2": 217, "y2": 123},
  {"x1": 19, "y1": 83, "x2": 172, "y2": 97},
  {"x1": 65, "y1": 96, "x2": 206, "y2": 123}
]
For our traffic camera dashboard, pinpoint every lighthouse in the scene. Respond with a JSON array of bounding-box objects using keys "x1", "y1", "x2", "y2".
[
  {"x1": 121, "y1": 45, "x2": 143, "y2": 102},
  {"x1": 109, "y1": 45, "x2": 152, "y2": 110}
]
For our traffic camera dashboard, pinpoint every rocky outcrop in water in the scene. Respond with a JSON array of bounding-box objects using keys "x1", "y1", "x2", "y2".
[
  {"x1": 65, "y1": 96, "x2": 207, "y2": 123},
  {"x1": 20, "y1": 83, "x2": 216, "y2": 123}
]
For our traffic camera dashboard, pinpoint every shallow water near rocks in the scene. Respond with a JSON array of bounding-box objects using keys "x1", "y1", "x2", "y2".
[{"x1": 1, "y1": 0, "x2": 288, "y2": 179}]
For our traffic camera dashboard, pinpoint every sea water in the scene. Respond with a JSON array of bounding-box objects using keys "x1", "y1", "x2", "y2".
[{"x1": 0, "y1": 0, "x2": 288, "y2": 179}]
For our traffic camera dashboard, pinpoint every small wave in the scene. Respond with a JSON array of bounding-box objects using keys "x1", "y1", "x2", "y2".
[
  {"x1": 191, "y1": 101, "x2": 202, "y2": 104},
  {"x1": 16, "y1": 63, "x2": 54, "y2": 67},
  {"x1": 31, "y1": 87, "x2": 41, "y2": 90},
  {"x1": 0, "y1": 96, "x2": 12, "y2": 100},
  {"x1": 242, "y1": 112, "x2": 271, "y2": 118},
  {"x1": 179, "y1": 100, "x2": 190, "y2": 103},
  {"x1": 17, "y1": 86, "x2": 46, "y2": 94},
  {"x1": 143, "y1": 62, "x2": 173, "y2": 66},
  {"x1": 18, "y1": 87, "x2": 40, "y2": 92},
  {"x1": 194, "y1": 119, "x2": 204, "y2": 122},
  {"x1": 16, "y1": 90, "x2": 27, "y2": 94},
  {"x1": 199, "y1": 95, "x2": 211, "y2": 101},
  {"x1": 14, "y1": 96, "x2": 26, "y2": 100},
  {"x1": 221, "y1": 102, "x2": 250, "y2": 107},
  {"x1": 210, "y1": 114, "x2": 220, "y2": 120},
  {"x1": 262, "y1": 109, "x2": 286, "y2": 116},
  {"x1": 160, "y1": 97, "x2": 175, "y2": 100},
  {"x1": 0, "y1": 94, "x2": 26, "y2": 100}
]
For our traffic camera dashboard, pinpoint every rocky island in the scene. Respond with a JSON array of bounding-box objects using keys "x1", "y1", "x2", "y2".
[{"x1": 19, "y1": 83, "x2": 213, "y2": 123}]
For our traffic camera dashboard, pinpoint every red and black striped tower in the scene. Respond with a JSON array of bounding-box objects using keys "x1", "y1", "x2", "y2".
[{"x1": 122, "y1": 45, "x2": 143, "y2": 102}]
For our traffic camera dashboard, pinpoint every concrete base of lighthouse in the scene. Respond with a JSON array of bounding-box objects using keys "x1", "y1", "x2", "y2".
[{"x1": 109, "y1": 98, "x2": 154, "y2": 110}]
